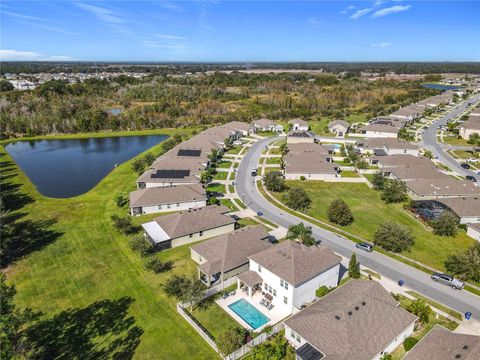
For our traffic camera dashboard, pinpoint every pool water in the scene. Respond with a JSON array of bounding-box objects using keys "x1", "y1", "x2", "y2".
[{"x1": 228, "y1": 299, "x2": 270, "y2": 330}]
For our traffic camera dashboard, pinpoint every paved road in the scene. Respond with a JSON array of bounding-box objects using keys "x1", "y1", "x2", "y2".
[
  {"x1": 236, "y1": 136, "x2": 480, "y2": 320},
  {"x1": 421, "y1": 95, "x2": 480, "y2": 181}
]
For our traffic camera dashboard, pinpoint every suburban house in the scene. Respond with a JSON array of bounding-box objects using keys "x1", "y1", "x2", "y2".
[
  {"x1": 470, "y1": 105, "x2": 480, "y2": 117},
  {"x1": 356, "y1": 124, "x2": 399, "y2": 138},
  {"x1": 252, "y1": 118, "x2": 284, "y2": 133},
  {"x1": 287, "y1": 142, "x2": 333, "y2": 156},
  {"x1": 129, "y1": 184, "x2": 207, "y2": 216},
  {"x1": 459, "y1": 115, "x2": 480, "y2": 139},
  {"x1": 356, "y1": 138, "x2": 419, "y2": 156},
  {"x1": 190, "y1": 225, "x2": 272, "y2": 287},
  {"x1": 240, "y1": 240, "x2": 342, "y2": 315},
  {"x1": 416, "y1": 92, "x2": 454, "y2": 108},
  {"x1": 220, "y1": 121, "x2": 252, "y2": 136},
  {"x1": 327, "y1": 120, "x2": 350, "y2": 137},
  {"x1": 411, "y1": 197, "x2": 480, "y2": 224},
  {"x1": 405, "y1": 178, "x2": 480, "y2": 200},
  {"x1": 402, "y1": 325, "x2": 480, "y2": 360},
  {"x1": 289, "y1": 119, "x2": 309, "y2": 131},
  {"x1": 283, "y1": 151, "x2": 338, "y2": 180},
  {"x1": 371, "y1": 154, "x2": 431, "y2": 170},
  {"x1": 389, "y1": 106, "x2": 423, "y2": 122},
  {"x1": 141, "y1": 205, "x2": 235, "y2": 249},
  {"x1": 284, "y1": 280, "x2": 417, "y2": 360},
  {"x1": 287, "y1": 130, "x2": 316, "y2": 144},
  {"x1": 467, "y1": 223, "x2": 480, "y2": 241},
  {"x1": 389, "y1": 164, "x2": 445, "y2": 182}
]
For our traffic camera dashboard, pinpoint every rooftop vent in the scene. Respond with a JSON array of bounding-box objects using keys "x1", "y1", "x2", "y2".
[
  {"x1": 354, "y1": 306, "x2": 359, "y2": 311},
  {"x1": 455, "y1": 355, "x2": 461, "y2": 359},
  {"x1": 347, "y1": 311, "x2": 353, "y2": 316},
  {"x1": 334, "y1": 315, "x2": 341, "y2": 320},
  {"x1": 463, "y1": 345, "x2": 469, "y2": 350},
  {"x1": 361, "y1": 301, "x2": 366, "y2": 306}
]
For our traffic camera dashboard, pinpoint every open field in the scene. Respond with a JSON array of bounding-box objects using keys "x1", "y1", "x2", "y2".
[
  {"x1": 272, "y1": 181, "x2": 475, "y2": 271},
  {"x1": 1, "y1": 128, "x2": 218, "y2": 360}
]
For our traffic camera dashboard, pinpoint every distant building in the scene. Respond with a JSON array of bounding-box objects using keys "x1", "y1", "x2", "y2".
[
  {"x1": 356, "y1": 124, "x2": 399, "y2": 138},
  {"x1": 459, "y1": 115, "x2": 480, "y2": 139},
  {"x1": 287, "y1": 130, "x2": 316, "y2": 144},
  {"x1": 327, "y1": 120, "x2": 350, "y2": 137},
  {"x1": 289, "y1": 119, "x2": 309, "y2": 131},
  {"x1": 389, "y1": 106, "x2": 423, "y2": 122},
  {"x1": 252, "y1": 118, "x2": 284, "y2": 133}
]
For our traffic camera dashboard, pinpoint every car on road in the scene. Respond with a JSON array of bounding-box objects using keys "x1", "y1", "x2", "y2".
[
  {"x1": 466, "y1": 175, "x2": 477, "y2": 182},
  {"x1": 257, "y1": 211, "x2": 263, "y2": 216},
  {"x1": 355, "y1": 242, "x2": 374, "y2": 252},
  {"x1": 251, "y1": 168, "x2": 257, "y2": 176},
  {"x1": 431, "y1": 272, "x2": 465, "y2": 290},
  {"x1": 460, "y1": 163, "x2": 471, "y2": 169},
  {"x1": 467, "y1": 158, "x2": 479, "y2": 163}
]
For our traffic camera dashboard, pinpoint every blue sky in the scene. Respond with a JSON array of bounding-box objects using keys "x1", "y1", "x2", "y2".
[{"x1": 1, "y1": 1, "x2": 479, "y2": 61}]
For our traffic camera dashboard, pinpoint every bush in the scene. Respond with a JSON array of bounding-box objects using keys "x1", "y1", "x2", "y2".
[
  {"x1": 144, "y1": 256, "x2": 173, "y2": 273},
  {"x1": 327, "y1": 199, "x2": 353, "y2": 226},
  {"x1": 381, "y1": 179, "x2": 407, "y2": 204},
  {"x1": 348, "y1": 253, "x2": 360, "y2": 279},
  {"x1": 371, "y1": 173, "x2": 386, "y2": 190},
  {"x1": 131, "y1": 158, "x2": 145, "y2": 175},
  {"x1": 445, "y1": 243, "x2": 480, "y2": 282},
  {"x1": 282, "y1": 186, "x2": 311, "y2": 212},
  {"x1": 111, "y1": 214, "x2": 139, "y2": 235},
  {"x1": 300, "y1": 176, "x2": 306, "y2": 181},
  {"x1": 207, "y1": 196, "x2": 220, "y2": 205},
  {"x1": 143, "y1": 152, "x2": 156, "y2": 166},
  {"x1": 403, "y1": 337, "x2": 419, "y2": 351},
  {"x1": 216, "y1": 327, "x2": 245, "y2": 355},
  {"x1": 287, "y1": 222, "x2": 316, "y2": 246},
  {"x1": 263, "y1": 171, "x2": 285, "y2": 192},
  {"x1": 316, "y1": 286, "x2": 329, "y2": 298},
  {"x1": 129, "y1": 235, "x2": 156, "y2": 257},
  {"x1": 406, "y1": 299, "x2": 432, "y2": 325},
  {"x1": 113, "y1": 192, "x2": 128, "y2": 207},
  {"x1": 374, "y1": 222, "x2": 415, "y2": 252},
  {"x1": 432, "y1": 211, "x2": 459, "y2": 237}
]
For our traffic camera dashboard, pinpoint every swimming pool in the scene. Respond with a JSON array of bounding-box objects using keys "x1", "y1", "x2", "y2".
[{"x1": 228, "y1": 299, "x2": 270, "y2": 330}]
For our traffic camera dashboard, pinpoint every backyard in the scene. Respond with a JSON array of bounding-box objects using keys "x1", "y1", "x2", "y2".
[
  {"x1": 1, "y1": 129, "x2": 220, "y2": 360},
  {"x1": 271, "y1": 181, "x2": 475, "y2": 271}
]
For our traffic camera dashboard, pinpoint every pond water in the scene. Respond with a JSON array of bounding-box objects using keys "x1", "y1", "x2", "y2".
[
  {"x1": 5, "y1": 135, "x2": 168, "y2": 198},
  {"x1": 422, "y1": 83, "x2": 460, "y2": 91}
]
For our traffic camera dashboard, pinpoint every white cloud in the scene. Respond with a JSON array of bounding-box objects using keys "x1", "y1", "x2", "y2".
[
  {"x1": 340, "y1": 5, "x2": 355, "y2": 15},
  {"x1": 0, "y1": 49, "x2": 73, "y2": 61},
  {"x1": 350, "y1": 8, "x2": 372, "y2": 19},
  {"x1": 154, "y1": 34, "x2": 187, "y2": 40},
  {"x1": 371, "y1": 42, "x2": 392, "y2": 47},
  {"x1": 307, "y1": 17, "x2": 321, "y2": 26},
  {"x1": 372, "y1": 5, "x2": 411, "y2": 18},
  {"x1": 76, "y1": 3, "x2": 124, "y2": 24},
  {"x1": 3, "y1": 10, "x2": 53, "y2": 22}
]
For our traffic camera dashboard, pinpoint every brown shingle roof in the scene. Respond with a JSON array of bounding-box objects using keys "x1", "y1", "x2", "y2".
[
  {"x1": 237, "y1": 270, "x2": 264, "y2": 287},
  {"x1": 390, "y1": 164, "x2": 446, "y2": 181},
  {"x1": 462, "y1": 116, "x2": 480, "y2": 130},
  {"x1": 374, "y1": 154, "x2": 431, "y2": 168},
  {"x1": 402, "y1": 325, "x2": 480, "y2": 360},
  {"x1": 289, "y1": 118, "x2": 309, "y2": 127},
  {"x1": 287, "y1": 142, "x2": 331, "y2": 155},
  {"x1": 253, "y1": 118, "x2": 277, "y2": 127},
  {"x1": 153, "y1": 205, "x2": 234, "y2": 238},
  {"x1": 328, "y1": 120, "x2": 350, "y2": 129},
  {"x1": 249, "y1": 240, "x2": 341, "y2": 287},
  {"x1": 285, "y1": 280, "x2": 417, "y2": 360},
  {"x1": 437, "y1": 197, "x2": 480, "y2": 217},
  {"x1": 284, "y1": 152, "x2": 337, "y2": 175},
  {"x1": 129, "y1": 184, "x2": 206, "y2": 208},
  {"x1": 191, "y1": 225, "x2": 272, "y2": 276},
  {"x1": 359, "y1": 124, "x2": 399, "y2": 134},
  {"x1": 358, "y1": 138, "x2": 418, "y2": 150},
  {"x1": 406, "y1": 178, "x2": 480, "y2": 197}
]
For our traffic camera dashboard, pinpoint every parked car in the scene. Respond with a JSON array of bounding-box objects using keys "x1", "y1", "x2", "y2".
[
  {"x1": 467, "y1": 158, "x2": 479, "y2": 163},
  {"x1": 251, "y1": 168, "x2": 257, "y2": 176},
  {"x1": 466, "y1": 175, "x2": 477, "y2": 182},
  {"x1": 431, "y1": 273, "x2": 465, "y2": 290},
  {"x1": 355, "y1": 242, "x2": 374, "y2": 252},
  {"x1": 460, "y1": 163, "x2": 471, "y2": 169}
]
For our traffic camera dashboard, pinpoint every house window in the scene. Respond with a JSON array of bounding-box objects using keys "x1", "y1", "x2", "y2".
[
  {"x1": 296, "y1": 334, "x2": 301, "y2": 343},
  {"x1": 258, "y1": 265, "x2": 262, "y2": 273},
  {"x1": 280, "y1": 279, "x2": 284, "y2": 287},
  {"x1": 284, "y1": 296, "x2": 287, "y2": 304},
  {"x1": 268, "y1": 286, "x2": 272, "y2": 293},
  {"x1": 199, "y1": 231, "x2": 203, "y2": 236},
  {"x1": 176, "y1": 203, "x2": 180, "y2": 207},
  {"x1": 264, "y1": 283, "x2": 268, "y2": 291},
  {"x1": 167, "y1": 204, "x2": 171, "y2": 209},
  {"x1": 285, "y1": 282, "x2": 288, "y2": 290},
  {"x1": 291, "y1": 330, "x2": 296, "y2": 339},
  {"x1": 158, "y1": 205, "x2": 162, "y2": 209},
  {"x1": 189, "y1": 234, "x2": 193, "y2": 238},
  {"x1": 273, "y1": 289, "x2": 277, "y2": 297}
]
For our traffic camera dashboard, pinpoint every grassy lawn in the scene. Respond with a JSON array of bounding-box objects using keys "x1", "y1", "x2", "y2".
[
  {"x1": 220, "y1": 199, "x2": 238, "y2": 211},
  {"x1": 268, "y1": 147, "x2": 283, "y2": 155},
  {"x1": 451, "y1": 150, "x2": 478, "y2": 159},
  {"x1": 272, "y1": 181, "x2": 475, "y2": 271},
  {"x1": 442, "y1": 135, "x2": 472, "y2": 146},
  {"x1": 207, "y1": 182, "x2": 226, "y2": 194},
  {"x1": 237, "y1": 217, "x2": 259, "y2": 228},
  {"x1": 217, "y1": 161, "x2": 233, "y2": 169},
  {"x1": 225, "y1": 146, "x2": 242, "y2": 155},
  {"x1": 228, "y1": 185, "x2": 235, "y2": 193},
  {"x1": 340, "y1": 170, "x2": 360, "y2": 178},
  {"x1": 405, "y1": 291, "x2": 462, "y2": 320},
  {"x1": 191, "y1": 301, "x2": 238, "y2": 340},
  {"x1": 266, "y1": 157, "x2": 282, "y2": 164},
  {"x1": 212, "y1": 171, "x2": 228, "y2": 181},
  {"x1": 1, "y1": 129, "x2": 219, "y2": 360}
]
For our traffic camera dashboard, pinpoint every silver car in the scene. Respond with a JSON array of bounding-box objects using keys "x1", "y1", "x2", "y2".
[{"x1": 431, "y1": 272, "x2": 465, "y2": 290}]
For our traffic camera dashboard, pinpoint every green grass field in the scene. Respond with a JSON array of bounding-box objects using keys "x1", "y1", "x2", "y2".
[
  {"x1": 266, "y1": 157, "x2": 282, "y2": 164},
  {"x1": 217, "y1": 161, "x2": 233, "y2": 169},
  {"x1": 1, "y1": 128, "x2": 219, "y2": 360},
  {"x1": 272, "y1": 181, "x2": 475, "y2": 271},
  {"x1": 212, "y1": 171, "x2": 228, "y2": 180}
]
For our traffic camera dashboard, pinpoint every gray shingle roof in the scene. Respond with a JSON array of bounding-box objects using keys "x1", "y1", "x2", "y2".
[
  {"x1": 437, "y1": 197, "x2": 480, "y2": 217},
  {"x1": 129, "y1": 184, "x2": 206, "y2": 208}
]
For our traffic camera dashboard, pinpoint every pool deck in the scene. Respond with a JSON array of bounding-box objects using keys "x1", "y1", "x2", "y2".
[{"x1": 216, "y1": 290, "x2": 291, "y2": 331}]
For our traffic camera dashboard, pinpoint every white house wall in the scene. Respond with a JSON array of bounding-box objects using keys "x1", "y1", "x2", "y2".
[
  {"x1": 372, "y1": 322, "x2": 415, "y2": 360},
  {"x1": 170, "y1": 223, "x2": 235, "y2": 248},
  {"x1": 292, "y1": 265, "x2": 340, "y2": 309},
  {"x1": 467, "y1": 226, "x2": 480, "y2": 241},
  {"x1": 460, "y1": 216, "x2": 480, "y2": 225},
  {"x1": 284, "y1": 173, "x2": 337, "y2": 181},
  {"x1": 131, "y1": 200, "x2": 207, "y2": 216},
  {"x1": 141, "y1": 181, "x2": 199, "y2": 189}
]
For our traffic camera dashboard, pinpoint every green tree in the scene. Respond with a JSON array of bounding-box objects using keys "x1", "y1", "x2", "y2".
[
  {"x1": 251, "y1": 331, "x2": 294, "y2": 360},
  {"x1": 131, "y1": 158, "x2": 146, "y2": 175},
  {"x1": 327, "y1": 199, "x2": 354, "y2": 226},
  {"x1": 143, "y1": 152, "x2": 156, "y2": 166},
  {"x1": 113, "y1": 192, "x2": 128, "y2": 207},
  {"x1": 216, "y1": 327, "x2": 245, "y2": 356},
  {"x1": 282, "y1": 186, "x2": 311, "y2": 212},
  {"x1": 406, "y1": 299, "x2": 432, "y2": 325},
  {"x1": 423, "y1": 150, "x2": 433, "y2": 159},
  {"x1": 432, "y1": 211, "x2": 459, "y2": 237},
  {"x1": 111, "y1": 214, "x2": 138, "y2": 235},
  {"x1": 371, "y1": 173, "x2": 386, "y2": 190},
  {"x1": 381, "y1": 179, "x2": 407, "y2": 204},
  {"x1": 164, "y1": 275, "x2": 206, "y2": 311},
  {"x1": 374, "y1": 222, "x2": 415, "y2": 252},
  {"x1": 129, "y1": 235, "x2": 155, "y2": 257},
  {"x1": 144, "y1": 256, "x2": 173, "y2": 274},
  {"x1": 348, "y1": 253, "x2": 360, "y2": 279},
  {"x1": 286, "y1": 222, "x2": 315, "y2": 246},
  {"x1": 444, "y1": 243, "x2": 480, "y2": 282},
  {"x1": 279, "y1": 142, "x2": 288, "y2": 155},
  {"x1": 164, "y1": 275, "x2": 189, "y2": 299},
  {"x1": 0, "y1": 80, "x2": 14, "y2": 92},
  {"x1": 403, "y1": 337, "x2": 419, "y2": 351},
  {"x1": 200, "y1": 170, "x2": 213, "y2": 187},
  {"x1": 468, "y1": 133, "x2": 480, "y2": 146},
  {"x1": 263, "y1": 171, "x2": 285, "y2": 192}
]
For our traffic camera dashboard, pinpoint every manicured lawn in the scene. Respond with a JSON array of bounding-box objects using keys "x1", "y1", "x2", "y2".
[
  {"x1": 207, "y1": 182, "x2": 226, "y2": 194},
  {"x1": 266, "y1": 157, "x2": 282, "y2": 164},
  {"x1": 1, "y1": 128, "x2": 219, "y2": 360},
  {"x1": 268, "y1": 147, "x2": 283, "y2": 155},
  {"x1": 191, "y1": 301, "x2": 238, "y2": 340},
  {"x1": 272, "y1": 181, "x2": 475, "y2": 271},
  {"x1": 451, "y1": 150, "x2": 478, "y2": 159},
  {"x1": 442, "y1": 135, "x2": 471, "y2": 146},
  {"x1": 220, "y1": 199, "x2": 237, "y2": 211},
  {"x1": 217, "y1": 161, "x2": 233, "y2": 169},
  {"x1": 340, "y1": 170, "x2": 359, "y2": 177},
  {"x1": 237, "y1": 217, "x2": 259, "y2": 228},
  {"x1": 225, "y1": 146, "x2": 242, "y2": 155},
  {"x1": 212, "y1": 171, "x2": 228, "y2": 181}
]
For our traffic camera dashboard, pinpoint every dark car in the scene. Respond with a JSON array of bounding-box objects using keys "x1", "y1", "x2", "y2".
[
  {"x1": 460, "y1": 163, "x2": 471, "y2": 169},
  {"x1": 257, "y1": 211, "x2": 263, "y2": 216},
  {"x1": 355, "y1": 242, "x2": 374, "y2": 252},
  {"x1": 466, "y1": 175, "x2": 477, "y2": 182}
]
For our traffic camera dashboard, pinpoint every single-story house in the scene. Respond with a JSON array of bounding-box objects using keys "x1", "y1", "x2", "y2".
[
  {"x1": 327, "y1": 120, "x2": 350, "y2": 137},
  {"x1": 467, "y1": 223, "x2": 480, "y2": 242},
  {"x1": 287, "y1": 142, "x2": 333, "y2": 156},
  {"x1": 141, "y1": 205, "x2": 235, "y2": 250},
  {"x1": 241, "y1": 240, "x2": 342, "y2": 315},
  {"x1": 252, "y1": 118, "x2": 284, "y2": 133},
  {"x1": 416, "y1": 92, "x2": 454, "y2": 108},
  {"x1": 389, "y1": 106, "x2": 423, "y2": 122},
  {"x1": 283, "y1": 151, "x2": 338, "y2": 180},
  {"x1": 221, "y1": 121, "x2": 253, "y2": 136},
  {"x1": 190, "y1": 225, "x2": 272, "y2": 287},
  {"x1": 289, "y1": 119, "x2": 309, "y2": 131},
  {"x1": 356, "y1": 138, "x2": 419, "y2": 156},
  {"x1": 356, "y1": 124, "x2": 399, "y2": 138},
  {"x1": 371, "y1": 154, "x2": 432, "y2": 169},
  {"x1": 389, "y1": 164, "x2": 445, "y2": 182},
  {"x1": 405, "y1": 178, "x2": 480, "y2": 200},
  {"x1": 287, "y1": 130, "x2": 316, "y2": 144},
  {"x1": 459, "y1": 115, "x2": 480, "y2": 139},
  {"x1": 402, "y1": 325, "x2": 480, "y2": 360},
  {"x1": 284, "y1": 280, "x2": 417, "y2": 360},
  {"x1": 410, "y1": 197, "x2": 480, "y2": 224},
  {"x1": 129, "y1": 183, "x2": 207, "y2": 216}
]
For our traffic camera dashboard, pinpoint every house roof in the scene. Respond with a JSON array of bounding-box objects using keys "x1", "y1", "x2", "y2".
[
  {"x1": 467, "y1": 222, "x2": 480, "y2": 232},
  {"x1": 129, "y1": 184, "x2": 207, "y2": 208},
  {"x1": 288, "y1": 130, "x2": 315, "y2": 138},
  {"x1": 249, "y1": 240, "x2": 342, "y2": 287},
  {"x1": 328, "y1": 120, "x2": 350, "y2": 129},
  {"x1": 390, "y1": 106, "x2": 423, "y2": 118},
  {"x1": 390, "y1": 164, "x2": 446, "y2": 181},
  {"x1": 406, "y1": 178, "x2": 480, "y2": 197},
  {"x1": 437, "y1": 197, "x2": 480, "y2": 217},
  {"x1": 284, "y1": 152, "x2": 337, "y2": 175},
  {"x1": 284, "y1": 280, "x2": 417, "y2": 360},
  {"x1": 222, "y1": 121, "x2": 252, "y2": 132},
  {"x1": 358, "y1": 138, "x2": 418, "y2": 151},
  {"x1": 237, "y1": 270, "x2": 264, "y2": 287},
  {"x1": 151, "y1": 205, "x2": 234, "y2": 239},
  {"x1": 287, "y1": 143, "x2": 332, "y2": 155},
  {"x1": 359, "y1": 124, "x2": 399, "y2": 134},
  {"x1": 462, "y1": 116, "x2": 480, "y2": 130},
  {"x1": 289, "y1": 118, "x2": 309, "y2": 127},
  {"x1": 191, "y1": 225, "x2": 271, "y2": 276},
  {"x1": 254, "y1": 118, "x2": 278, "y2": 127},
  {"x1": 374, "y1": 154, "x2": 431, "y2": 168},
  {"x1": 402, "y1": 325, "x2": 480, "y2": 360}
]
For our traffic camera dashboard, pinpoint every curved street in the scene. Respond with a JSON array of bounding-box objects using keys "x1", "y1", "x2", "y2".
[
  {"x1": 236, "y1": 135, "x2": 480, "y2": 320},
  {"x1": 420, "y1": 95, "x2": 480, "y2": 181}
]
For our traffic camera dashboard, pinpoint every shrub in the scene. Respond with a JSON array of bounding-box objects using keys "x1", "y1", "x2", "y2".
[
  {"x1": 282, "y1": 186, "x2": 311, "y2": 212},
  {"x1": 129, "y1": 235, "x2": 156, "y2": 257},
  {"x1": 327, "y1": 199, "x2": 354, "y2": 226},
  {"x1": 445, "y1": 242, "x2": 480, "y2": 282},
  {"x1": 432, "y1": 211, "x2": 459, "y2": 237},
  {"x1": 374, "y1": 222, "x2": 415, "y2": 252},
  {"x1": 131, "y1": 158, "x2": 145, "y2": 175},
  {"x1": 403, "y1": 337, "x2": 419, "y2": 351},
  {"x1": 348, "y1": 253, "x2": 360, "y2": 279},
  {"x1": 355, "y1": 159, "x2": 368, "y2": 169},
  {"x1": 143, "y1": 152, "x2": 156, "y2": 166},
  {"x1": 113, "y1": 192, "x2": 128, "y2": 207},
  {"x1": 300, "y1": 176, "x2": 306, "y2": 181},
  {"x1": 381, "y1": 179, "x2": 407, "y2": 204},
  {"x1": 316, "y1": 286, "x2": 329, "y2": 298},
  {"x1": 111, "y1": 214, "x2": 139, "y2": 235},
  {"x1": 207, "y1": 196, "x2": 220, "y2": 205},
  {"x1": 263, "y1": 171, "x2": 285, "y2": 192},
  {"x1": 144, "y1": 256, "x2": 173, "y2": 273},
  {"x1": 371, "y1": 173, "x2": 386, "y2": 190},
  {"x1": 287, "y1": 223, "x2": 316, "y2": 246},
  {"x1": 216, "y1": 327, "x2": 245, "y2": 355},
  {"x1": 406, "y1": 299, "x2": 432, "y2": 325}
]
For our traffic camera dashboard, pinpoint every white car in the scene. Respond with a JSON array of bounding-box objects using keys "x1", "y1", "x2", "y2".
[{"x1": 467, "y1": 158, "x2": 479, "y2": 163}]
